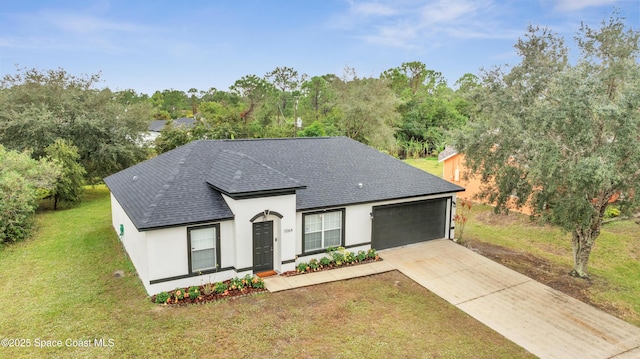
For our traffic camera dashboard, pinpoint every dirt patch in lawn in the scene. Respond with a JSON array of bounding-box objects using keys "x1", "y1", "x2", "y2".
[
  {"x1": 462, "y1": 238, "x2": 630, "y2": 320},
  {"x1": 474, "y1": 211, "x2": 524, "y2": 226},
  {"x1": 474, "y1": 210, "x2": 548, "y2": 228}
]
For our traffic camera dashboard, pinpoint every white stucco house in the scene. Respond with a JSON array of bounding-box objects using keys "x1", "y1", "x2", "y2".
[{"x1": 104, "y1": 137, "x2": 464, "y2": 295}]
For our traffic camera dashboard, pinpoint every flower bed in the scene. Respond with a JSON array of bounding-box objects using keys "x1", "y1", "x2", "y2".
[
  {"x1": 282, "y1": 247, "x2": 381, "y2": 277},
  {"x1": 151, "y1": 274, "x2": 267, "y2": 305}
]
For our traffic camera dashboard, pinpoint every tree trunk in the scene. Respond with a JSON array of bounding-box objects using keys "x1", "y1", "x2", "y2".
[
  {"x1": 570, "y1": 229, "x2": 594, "y2": 278},
  {"x1": 569, "y1": 206, "x2": 606, "y2": 279}
]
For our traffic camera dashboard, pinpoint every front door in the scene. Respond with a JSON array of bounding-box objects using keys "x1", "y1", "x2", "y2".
[{"x1": 253, "y1": 221, "x2": 273, "y2": 272}]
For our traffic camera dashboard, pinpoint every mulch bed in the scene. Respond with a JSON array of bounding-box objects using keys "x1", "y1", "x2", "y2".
[
  {"x1": 280, "y1": 257, "x2": 382, "y2": 277},
  {"x1": 151, "y1": 256, "x2": 383, "y2": 305},
  {"x1": 152, "y1": 287, "x2": 269, "y2": 306},
  {"x1": 150, "y1": 277, "x2": 268, "y2": 306}
]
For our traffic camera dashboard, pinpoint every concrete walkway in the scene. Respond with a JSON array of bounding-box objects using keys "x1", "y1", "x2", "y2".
[
  {"x1": 264, "y1": 260, "x2": 395, "y2": 292},
  {"x1": 264, "y1": 239, "x2": 640, "y2": 358}
]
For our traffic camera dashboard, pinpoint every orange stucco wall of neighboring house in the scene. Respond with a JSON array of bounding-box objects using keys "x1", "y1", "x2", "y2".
[
  {"x1": 440, "y1": 150, "x2": 621, "y2": 216},
  {"x1": 440, "y1": 152, "x2": 534, "y2": 215}
]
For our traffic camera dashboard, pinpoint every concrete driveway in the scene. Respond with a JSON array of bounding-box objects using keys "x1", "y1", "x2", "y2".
[{"x1": 380, "y1": 239, "x2": 640, "y2": 359}]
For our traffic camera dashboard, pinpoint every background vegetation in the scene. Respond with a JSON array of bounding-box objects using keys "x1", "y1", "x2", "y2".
[{"x1": 144, "y1": 62, "x2": 474, "y2": 156}]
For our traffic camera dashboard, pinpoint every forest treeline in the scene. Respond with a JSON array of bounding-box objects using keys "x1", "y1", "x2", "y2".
[{"x1": 128, "y1": 62, "x2": 476, "y2": 157}]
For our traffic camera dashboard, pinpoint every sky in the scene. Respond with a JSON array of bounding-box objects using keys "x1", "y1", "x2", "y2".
[{"x1": 1, "y1": 0, "x2": 638, "y2": 95}]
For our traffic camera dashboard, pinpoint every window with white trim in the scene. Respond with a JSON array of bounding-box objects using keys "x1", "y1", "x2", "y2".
[
  {"x1": 304, "y1": 210, "x2": 343, "y2": 252},
  {"x1": 188, "y1": 225, "x2": 218, "y2": 273}
]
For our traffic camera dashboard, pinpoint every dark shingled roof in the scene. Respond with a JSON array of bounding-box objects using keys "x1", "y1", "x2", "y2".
[
  {"x1": 104, "y1": 137, "x2": 464, "y2": 231},
  {"x1": 206, "y1": 150, "x2": 305, "y2": 197},
  {"x1": 147, "y1": 117, "x2": 197, "y2": 132}
]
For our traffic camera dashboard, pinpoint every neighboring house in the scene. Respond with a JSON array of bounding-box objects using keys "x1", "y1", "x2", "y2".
[
  {"x1": 439, "y1": 147, "x2": 620, "y2": 215},
  {"x1": 143, "y1": 117, "x2": 197, "y2": 144},
  {"x1": 438, "y1": 146, "x2": 533, "y2": 214},
  {"x1": 105, "y1": 137, "x2": 464, "y2": 295}
]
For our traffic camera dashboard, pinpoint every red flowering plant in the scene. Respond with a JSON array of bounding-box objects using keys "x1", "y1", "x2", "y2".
[{"x1": 454, "y1": 198, "x2": 473, "y2": 243}]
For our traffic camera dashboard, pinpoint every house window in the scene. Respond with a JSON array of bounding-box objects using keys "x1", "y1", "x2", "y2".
[
  {"x1": 303, "y1": 210, "x2": 344, "y2": 252},
  {"x1": 188, "y1": 224, "x2": 220, "y2": 273}
]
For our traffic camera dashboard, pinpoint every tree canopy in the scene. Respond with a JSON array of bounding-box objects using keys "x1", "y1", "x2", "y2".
[
  {"x1": 45, "y1": 138, "x2": 86, "y2": 209},
  {"x1": 452, "y1": 14, "x2": 640, "y2": 278},
  {"x1": 0, "y1": 145, "x2": 60, "y2": 243},
  {"x1": 145, "y1": 63, "x2": 471, "y2": 156},
  {"x1": 0, "y1": 67, "x2": 152, "y2": 183}
]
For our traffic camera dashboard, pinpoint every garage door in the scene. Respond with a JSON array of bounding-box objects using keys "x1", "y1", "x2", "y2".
[{"x1": 372, "y1": 198, "x2": 447, "y2": 250}]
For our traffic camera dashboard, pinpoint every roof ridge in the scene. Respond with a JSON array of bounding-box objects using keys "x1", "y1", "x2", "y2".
[
  {"x1": 141, "y1": 144, "x2": 196, "y2": 224},
  {"x1": 216, "y1": 136, "x2": 343, "y2": 143}
]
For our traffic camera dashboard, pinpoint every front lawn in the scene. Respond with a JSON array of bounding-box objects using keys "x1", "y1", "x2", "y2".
[
  {"x1": 0, "y1": 186, "x2": 533, "y2": 358},
  {"x1": 404, "y1": 157, "x2": 442, "y2": 177}
]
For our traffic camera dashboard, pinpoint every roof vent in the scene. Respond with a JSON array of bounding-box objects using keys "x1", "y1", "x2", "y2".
[
  {"x1": 358, "y1": 182, "x2": 363, "y2": 189},
  {"x1": 132, "y1": 175, "x2": 138, "y2": 182}
]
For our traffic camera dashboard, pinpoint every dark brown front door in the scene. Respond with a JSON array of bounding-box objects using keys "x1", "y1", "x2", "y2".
[{"x1": 253, "y1": 221, "x2": 273, "y2": 272}]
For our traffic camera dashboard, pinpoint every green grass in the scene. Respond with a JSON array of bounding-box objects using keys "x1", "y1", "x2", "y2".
[
  {"x1": 0, "y1": 186, "x2": 533, "y2": 358},
  {"x1": 403, "y1": 157, "x2": 442, "y2": 177}
]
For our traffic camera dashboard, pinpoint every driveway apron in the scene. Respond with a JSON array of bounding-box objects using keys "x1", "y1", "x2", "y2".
[{"x1": 380, "y1": 239, "x2": 640, "y2": 359}]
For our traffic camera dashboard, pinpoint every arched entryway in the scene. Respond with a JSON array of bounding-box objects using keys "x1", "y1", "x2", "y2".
[{"x1": 250, "y1": 211, "x2": 283, "y2": 274}]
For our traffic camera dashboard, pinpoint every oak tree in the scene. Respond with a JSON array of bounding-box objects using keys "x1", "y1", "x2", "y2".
[{"x1": 452, "y1": 14, "x2": 640, "y2": 278}]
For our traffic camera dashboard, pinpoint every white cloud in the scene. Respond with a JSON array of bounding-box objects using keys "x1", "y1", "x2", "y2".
[
  {"x1": 351, "y1": 2, "x2": 398, "y2": 16},
  {"x1": 445, "y1": 26, "x2": 522, "y2": 40},
  {"x1": 0, "y1": 9, "x2": 159, "y2": 54},
  {"x1": 42, "y1": 11, "x2": 153, "y2": 35},
  {"x1": 420, "y1": 0, "x2": 486, "y2": 24},
  {"x1": 336, "y1": 0, "x2": 519, "y2": 48},
  {"x1": 360, "y1": 21, "x2": 419, "y2": 47},
  {"x1": 553, "y1": 0, "x2": 618, "y2": 11}
]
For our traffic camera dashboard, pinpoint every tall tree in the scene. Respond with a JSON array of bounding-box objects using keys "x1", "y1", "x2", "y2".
[
  {"x1": 382, "y1": 62, "x2": 467, "y2": 157},
  {"x1": 0, "y1": 67, "x2": 152, "y2": 182},
  {"x1": 230, "y1": 75, "x2": 272, "y2": 123},
  {"x1": 332, "y1": 76, "x2": 400, "y2": 149},
  {"x1": 300, "y1": 75, "x2": 338, "y2": 122},
  {"x1": 45, "y1": 139, "x2": 86, "y2": 209},
  {"x1": 452, "y1": 14, "x2": 640, "y2": 278},
  {"x1": 399, "y1": 83, "x2": 467, "y2": 155},
  {"x1": 381, "y1": 61, "x2": 430, "y2": 96},
  {"x1": 160, "y1": 89, "x2": 189, "y2": 118},
  {"x1": 188, "y1": 87, "x2": 200, "y2": 116},
  {"x1": 264, "y1": 66, "x2": 308, "y2": 125}
]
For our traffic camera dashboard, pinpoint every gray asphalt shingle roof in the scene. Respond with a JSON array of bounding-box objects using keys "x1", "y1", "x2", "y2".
[
  {"x1": 438, "y1": 146, "x2": 458, "y2": 162},
  {"x1": 104, "y1": 137, "x2": 464, "y2": 231},
  {"x1": 207, "y1": 150, "x2": 305, "y2": 196},
  {"x1": 147, "y1": 117, "x2": 197, "y2": 132}
]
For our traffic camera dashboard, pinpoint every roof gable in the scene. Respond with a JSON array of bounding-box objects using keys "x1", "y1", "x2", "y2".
[
  {"x1": 438, "y1": 146, "x2": 459, "y2": 162},
  {"x1": 207, "y1": 150, "x2": 305, "y2": 198}
]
